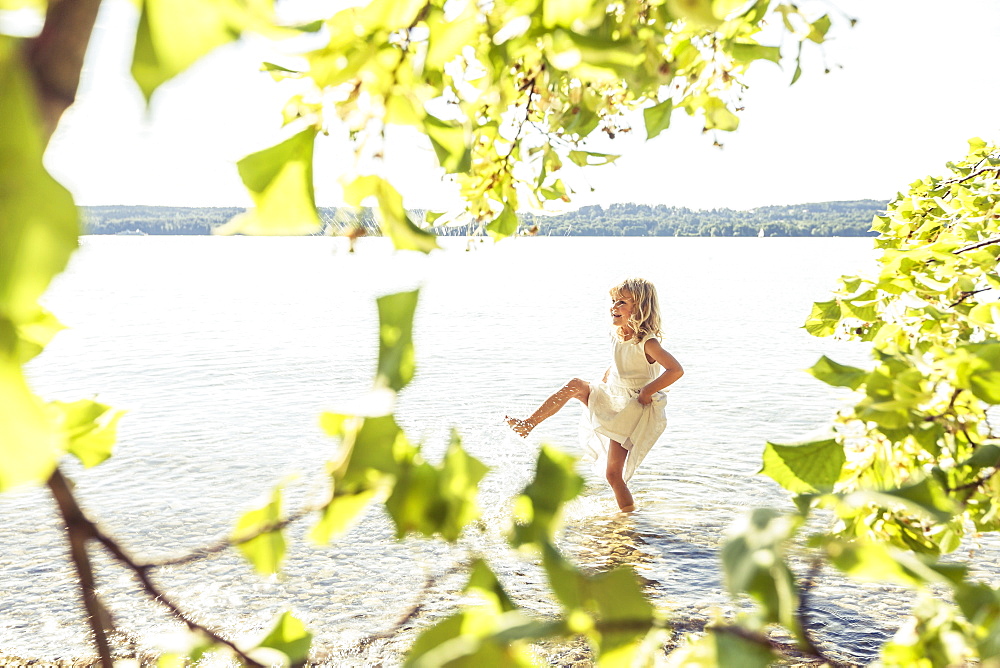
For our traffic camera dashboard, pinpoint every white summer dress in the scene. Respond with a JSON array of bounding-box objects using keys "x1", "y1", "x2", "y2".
[{"x1": 580, "y1": 333, "x2": 668, "y2": 483}]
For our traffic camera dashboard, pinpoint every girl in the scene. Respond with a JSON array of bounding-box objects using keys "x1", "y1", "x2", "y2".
[{"x1": 506, "y1": 278, "x2": 683, "y2": 512}]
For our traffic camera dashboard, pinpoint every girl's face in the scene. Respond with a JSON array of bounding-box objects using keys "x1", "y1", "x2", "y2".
[{"x1": 610, "y1": 289, "x2": 635, "y2": 330}]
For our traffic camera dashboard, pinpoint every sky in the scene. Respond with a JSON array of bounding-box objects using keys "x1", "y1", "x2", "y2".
[{"x1": 30, "y1": 0, "x2": 1000, "y2": 211}]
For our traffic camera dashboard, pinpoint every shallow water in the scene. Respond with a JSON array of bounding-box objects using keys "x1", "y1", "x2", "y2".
[{"x1": 2, "y1": 236, "x2": 987, "y2": 663}]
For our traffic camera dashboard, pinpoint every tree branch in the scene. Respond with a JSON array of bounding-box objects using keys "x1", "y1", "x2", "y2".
[
  {"x1": 942, "y1": 164, "x2": 1000, "y2": 187},
  {"x1": 48, "y1": 466, "x2": 264, "y2": 667},
  {"x1": 24, "y1": 0, "x2": 104, "y2": 142},
  {"x1": 948, "y1": 288, "x2": 991, "y2": 308},
  {"x1": 89, "y1": 528, "x2": 264, "y2": 666},
  {"x1": 144, "y1": 502, "x2": 323, "y2": 568},
  {"x1": 796, "y1": 558, "x2": 854, "y2": 668},
  {"x1": 47, "y1": 469, "x2": 115, "y2": 667},
  {"x1": 954, "y1": 236, "x2": 1000, "y2": 255},
  {"x1": 355, "y1": 557, "x2": 471, "y2": 647}
]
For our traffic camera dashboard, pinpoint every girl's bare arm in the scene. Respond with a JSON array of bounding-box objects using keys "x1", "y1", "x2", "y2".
[{"x1": 637, "y1": 338, "x2": 683, "y2": 404}]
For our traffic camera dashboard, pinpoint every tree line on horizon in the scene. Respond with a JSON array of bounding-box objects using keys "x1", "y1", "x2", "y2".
[{"x1": 81, "y1": 199, "x2": 884, "y2": 237}]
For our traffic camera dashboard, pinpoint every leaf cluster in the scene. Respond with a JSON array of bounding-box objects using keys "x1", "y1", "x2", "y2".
[
  {"x1": 721, "y1": 139, "x2": 1000, "y2": 666},
  {"x1": 69, "y1": 0, "x2": 834, "y2": 241},
  {"x1": 1, "y1": 0, "x2": 849, "y2": 665}
]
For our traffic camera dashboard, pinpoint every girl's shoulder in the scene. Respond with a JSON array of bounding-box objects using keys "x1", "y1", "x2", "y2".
[{"x1": 641, "y1": 335, "x2": 663, "y2": 351}]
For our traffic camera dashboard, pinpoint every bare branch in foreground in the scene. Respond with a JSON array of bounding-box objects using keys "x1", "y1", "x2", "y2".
[
  {"x1": 355, "y1": 557, "x2": 473, "y2": 648},
  {"x1": 48, "y1": 466, "x2": 264, "y2": 667},
  {"x1": 47, "y1": 469, "x2": 115, "y2": 667},
  {"x1": 143, "y1": 502, "x2": 324, "y2": 569},
  {"x1": 954, "y1": 236, "x2": 1000, "y2": 254}
]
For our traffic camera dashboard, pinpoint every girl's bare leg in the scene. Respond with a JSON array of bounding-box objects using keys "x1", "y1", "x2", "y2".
[
  {"x1": 606, "y1": 441, "x2": 635, "y2": 511},
  {"x1": 506, "y1": 378, "x2": 590, "y2": 437}
]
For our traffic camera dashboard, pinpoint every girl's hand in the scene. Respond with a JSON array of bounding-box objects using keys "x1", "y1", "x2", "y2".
[{"x1": 637, "y1": 388, "x2": 653, "y2": 405}]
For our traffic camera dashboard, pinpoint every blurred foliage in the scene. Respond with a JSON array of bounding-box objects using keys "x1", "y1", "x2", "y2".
[{"x1": 712, "y1": 140, "x2": 1000, "y2": 667}]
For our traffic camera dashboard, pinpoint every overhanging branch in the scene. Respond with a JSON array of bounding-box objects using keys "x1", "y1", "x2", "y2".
[
  {"x1": 24, "y1": 0, "x2": 104, "y2": 141},
  {"x1": 954, "y1": 236, "x2": 1000, "y2": 255}
]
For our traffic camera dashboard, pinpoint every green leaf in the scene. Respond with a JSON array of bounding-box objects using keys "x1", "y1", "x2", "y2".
[
  {"x1": 962, "y1": 344, "x2": 1000, "y2": 404},
  {"x1": 0, "y1": 359, "x2": 59, "y2": 491},
  {"x1": 642, "y1": 98, "x2": 673, "y2": 140},
  {"x1": 342, "y1": 176, "x2": 439, "y2": 253},
  {"x1": 219, "y1": 129, "x2": 322, "y2": 236},
  {"x1": 702, "y1": 98, "x2": 739, "y2": 131},
  {"x1": 309, "y1": 489, "x2": 377, "y2": 544},
  {"x1": 0, "y1": 37, "x2": 79, "y2": 338},
  {"x1": 721, "y1": 508, "x2": 801, "y2": 636},
  {"x1": 234, "y1": 486, "x2": 286, "y2": 575},
  {"x1": 425, "y1": 3, "x2": 481, "y2": 69},
  {"x1": 837, "y1": 483, "x2": 954, "y2": 530},
  {"x1": 713, "y1": 628, "x2": 777, "y2": 667},
  {"x1": 542, "y1": 0, "x2": 592, "y2": 29},
  {"x1": 665, "y1": 0, "x2": 722, "y2": 28},
  {"x1": 954, "y1": 582, "x2": 1000, "y2": 659},
  {"x1": 729, "y1": 41, "x2": 781, "y2": 66},
  {"x1": 331, "y1": 414, "x2": 404, "y2": 491},
  {"x1": 466, "y1": 558, "x2": 517, "y2": 613},
  {"x1": 890, "y1": 478, "x2": 955, "y2": 523},
  {"x1": 14, "y1": 306, "x2": 64, "y2": 364},
  {"x1": 131, "y1": 0, "x2": 241, "y2": 103},
  {"x1": 315, "y1": 412, "x2": 407, "y2": 542},
  {"x1": 376, "y1": 290, "x2": 418, "y2": 392},
  {"x1": 424, "y1": 116, "x2": 471, "y2": 174},
  {"x1": 760, "y1": 437, "x2": 845, "y2": 494},
  {"x1": 385, "y1": 430, "x2": 488, "y2": 541},
  {"x1": 437, "y1": 431, "x2": 489, "y2": 539},
  {"x1": 804, "y1": 299, "x2": 841, "y2": 337},
  {"x1": 511, "y1": 445, "x2": 584, "y2": 548},
  {"x1": 405, "y1": 610, "x2": 540, "y2": 667},
  {"x1": 880, "y1": 597, "x2": 972, "y2": 668},
  {"x1": 356, "y1": 0, "x2": 427, "y2": 33},
  {"x1": 48, "y1": 399, "x2": 123, "y2": 468},
  {"x1": 386, "y1": 93, "x2": 425, "y2": 126},
  {"x1": 540, "y1": 544, "x2": 655, "y2": 665},
  {"x1": 567, "y1": 150, "x2": 619, "y2": 167},
  {"x1": 823, "y1": 538, "x2": 963, "y2": 589},
  {"x1": 0, "y1": 38, "x2": 77, "y2": 492},
  {"x1": 666, "y1": 629, "x2": 777, "y2": 667},
  {"x1": 261, "y1": 61, "x2": 304, "y2": 80},
  {"x1": 486, "y1": 205, "x2": 519, "y2": 240},
  {"x1": 806, "y1": 355, "x2": 867, "y2": 390},
  {"x1": 254, "y1": 611, "x2": 313, "y2": 665},
  {"x1": 807, "y1": 14, "x2": 832, "y2": 43}
]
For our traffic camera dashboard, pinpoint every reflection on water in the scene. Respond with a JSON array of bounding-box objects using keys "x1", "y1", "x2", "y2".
[{"x1": 2, "y1": 236, "x2": 996, "y2": 664}]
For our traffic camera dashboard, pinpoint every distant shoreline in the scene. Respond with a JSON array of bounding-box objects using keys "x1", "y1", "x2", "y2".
[{"x1": 81, "y1": 200, "x2": 884, "y2": 238}]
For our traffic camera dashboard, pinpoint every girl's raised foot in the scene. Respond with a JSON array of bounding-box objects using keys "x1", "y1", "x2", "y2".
[
  {"x1": 618, "y1": 504, "x2": 636, "y2": 513},
  {"x1": 505, "y1": 416, "x2": 535, "y2": 438}
]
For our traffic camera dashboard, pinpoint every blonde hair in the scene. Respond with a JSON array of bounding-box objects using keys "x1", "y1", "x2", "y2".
[{"x1": 611, "y1": 278, "x2": 662, "y2": 343}]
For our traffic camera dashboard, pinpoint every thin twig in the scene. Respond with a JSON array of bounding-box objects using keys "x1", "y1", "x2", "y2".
[
  {"x1": 356, "y1": 558, "x2": 472, "y2": 646},
  {"x1": 711, "y1": 622, "x2": 857, "y2": 667},
  {"x1": 796, "y1": 557, "x2": 853, "y2": 668},
  {"x1": 90, "y1": 527, "x2": 264, "y2": 667},
  {"x1": 48, "y1": 466, "x2": 264, "y2": 667},
  {"x1": 954, "y1": 236, "x2": 1000, "y2": 254},
  {"x1": 145, "y1": 502, "x2": 324, "y2": 568},
  {"x1": 942, "y1": 164, "x2": 1000, "y2": 187},
  {"x1": 948, "y1": 287, "x2": 991, "y2": 307},
  {"x1": 947, "y1": 466, "x2": 1000, "y2": 493},
  {"x1": 47, "y1": 469, "x2": 115, "y2": 667}
]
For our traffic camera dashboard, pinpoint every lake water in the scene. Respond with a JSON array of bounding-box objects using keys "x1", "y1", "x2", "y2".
[{"x1": 0, "y1": 236, "x2": 963, "y2": 663}]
